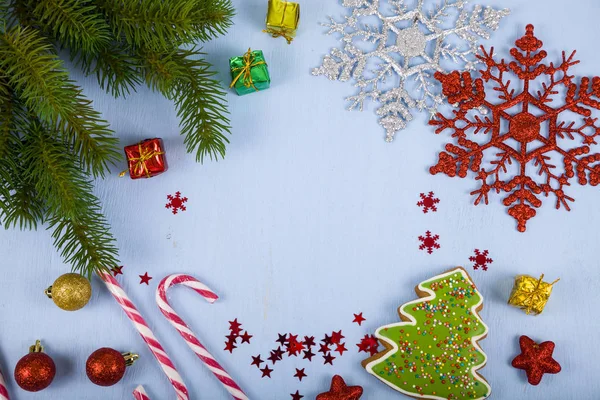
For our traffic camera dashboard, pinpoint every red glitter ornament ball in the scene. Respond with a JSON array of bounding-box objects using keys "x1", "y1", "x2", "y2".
[
  {"x1": 86, "y1": 348, "x2": 127, "y2": 386},
  {"x1": 14, "y1": 347, "x2": 56, "y2": 392}
]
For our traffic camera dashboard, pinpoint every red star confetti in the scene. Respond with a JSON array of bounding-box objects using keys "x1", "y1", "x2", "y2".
[
  {"x1": 330, "y1": 330, "x2": 345, "y2": 344},
  {"x1": 430, "y1": 24, "x2": 600, "y2": 232},
  {"x1": 417, "y1": 192, "x2": 440, "y2": 213},
  {"x1": 111, "y1": 266, "x2": 123, "y2": 276},
  {"x1": 316, "y1": 375, "x2": 363, "y2": 400},
  {"x1": 512, "y1": 335, "x2": 561, "y2": 385},
  {"x1": 319, "y1": 343, "x2": 331, "y2": 354},
  {"x1": 225, "y1": 334, "x2": 238, "y2": 343},
  {"x1": 294, "y1": 368, "x2": 307, "y2": 381},
  {"x1": 470, "y1": 249, "x2": 493, "y2": 271},
  {"x1": 277, "y1": 333, "x2": 288, "y2": 345},
  {"x1": 229, "y1": 319, "x2": 242, "y2": 335},
  {"x1": 165, "y1": 191, "x2": 188, "y2": 214},
  {"x1": 139, "y1": 272, "x2": 152, "y2": 285},
  {"x1": 418, "y1": 231, "x2": 440, "y2": 254},
  {"x1": 304, "y1": 336, "x2": 316, "y2": 347},
  {"x1": 224, "y1": 341, "x2": 237, "y2": 353},
  {"x1": 240, "y1": 331, "x2": 253, "y2": 344},
  {"x1": 268, "y1": 351, "x2": 281, "y2": 365},
  {"x1": 357, "y1": 335, "x2": 379, "y2": 356},
  {"x1": 251, "y1": 355, "x2": 263, "y2": 367},
  {"x1": 303, "y1": 349, "x2": 315, "y2": 361},
  {"x1": 260, "y1": 365, "x2": 273, "y2": 378},
  {"x1": 335, "y1": 343, "x2": 348, "y2": 355},
  {"x1": 323, "y1": 352, "x2": 336, "y2": 365},
  {"x1": 352, "y1": 313, "x2": 366, "y2": 326},
  {"x1": 321, "y1": 334, "x2": 332, "y2": 345},
  {"x1": 291, "y1": 391, "x2": 304, "y2": 400},
  {"x1": 273, "y1": 347, "x2": 285, "y2": 360}
]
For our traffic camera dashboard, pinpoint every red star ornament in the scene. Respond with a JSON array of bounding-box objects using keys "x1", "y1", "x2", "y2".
[
  {"x1": 316, "y1": 375, "x2": 363, "y2": 400},
  {"x1": 512, "y1": 335, "x2": 561, "y2": 385}
]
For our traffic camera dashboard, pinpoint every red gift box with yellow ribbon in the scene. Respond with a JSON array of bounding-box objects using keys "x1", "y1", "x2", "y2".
[{"x1": 122, "y1": 138, "x2": 167, "y2": 179}]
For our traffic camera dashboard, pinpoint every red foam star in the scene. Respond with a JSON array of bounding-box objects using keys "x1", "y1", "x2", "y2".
[
  {"x1": 260, "y1": 365, "x2": 273, "y2": 378},
  {"x1": 251, "y1": 355, "x2": 263, "y2": 367},
  {"x1": 294, "y1": 368, "x2": 307, "y2": 381},
  {"x1": 323, "y1": 352, "x2": 336, "y2": 365},
  {"x1": 139, "y1": 272, "x2": 152, "y2": 285},
  {"x1": 291, "y1": 391, "x2": 304, "y2": 400},
  {"x1": 330, "y1": 330, "x2": 345, "y2": 344},
  {"x1": 240, "y1": 331, "x2": 253, "y2": 344},
  {"x1": 352, "y1": 313, "x2": 366, "y2": 326},
  {"x1": 512, "y1": 335, "x2": 561, "y2": 385},
  {"x1": 111, "y1": 266, "x2": 123, "y2": 276},
  {"x1": 316, "y1": 375, "x2": 363, "y2": 400},
  {"x1": 224, "y1": 341, "x2": 237, "y2": 353},
  {"x1": 229, "y1": 319, "x2": 242, "y2": 335}
]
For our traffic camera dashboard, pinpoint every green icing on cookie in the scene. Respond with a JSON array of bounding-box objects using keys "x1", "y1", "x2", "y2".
[{"x1": 365, "y1": 269, "x2": 489, "y2": 400}]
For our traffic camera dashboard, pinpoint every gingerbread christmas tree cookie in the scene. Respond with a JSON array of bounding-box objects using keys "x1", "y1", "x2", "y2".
[{"x1": 362, "y1": 267, "x2": 490, "y2": 399}]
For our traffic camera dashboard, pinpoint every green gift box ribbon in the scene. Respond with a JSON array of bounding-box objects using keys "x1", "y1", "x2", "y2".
[
  {"x1": 229, "y1": 48, "x2": 270, "y2": 96},
  {"x1": 264, "y1": 0, "x2": 300, "y2": 44}
]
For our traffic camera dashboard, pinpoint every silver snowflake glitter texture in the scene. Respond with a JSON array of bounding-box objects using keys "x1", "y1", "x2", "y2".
[{"x1": 312, "y1": 0, "x2": 509, "y2": 142}]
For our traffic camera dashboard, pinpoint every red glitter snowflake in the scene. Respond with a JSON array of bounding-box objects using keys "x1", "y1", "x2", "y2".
[
  {"x1": 165, "y1": 191, "x2": 188, "y2": 214},
  {"x1": 417, "y1": 192, "x2": 440, "y2": 213},
  {"x1": 418, "y1": 231, "x2": 440, "y2": 254},
  {"x1": 430, "y1": 24, "x2": 600, "y2": 232},
  {"x1": 469, "y1": 249, "x2": 493, "y2": 271}
]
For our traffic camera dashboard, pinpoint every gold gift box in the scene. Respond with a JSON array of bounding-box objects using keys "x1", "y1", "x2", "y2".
[
  {"x1": 265, "y1": 0, "x2": 300, "y2": 44},
  {"x1": 508, "y1": 274, "x2": 559, "y2": 315}
]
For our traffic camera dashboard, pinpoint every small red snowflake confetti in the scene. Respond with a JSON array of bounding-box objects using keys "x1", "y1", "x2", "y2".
[
  {"x1": 224, "y1": 341, "x2": 237, "y2": 353},
  {"x1": 430, "y1": 24, "x2": 600, "y2": 232},
  {"x1": 316, "y1": 375, "x2": 363, "y2": 400},
  {"x1": 111, "y1": 266, "x2": 123, "y2": 276},
  {"x1": 139, "y1": 272, "x2": 152, "y2": 285},
  {"x1": 291, "y1": 391, "x2": 304, "y2": 400},
  {"x1": 165, "y1": 191, "x2": 188, "y2": 214},
  {"x1": 323, "y1": 352, "x2": 336, "y2": 365},
  {"x1": 512, "y1": 335, "x2": 561, "y2": 385},
  {"x1": 417, "y1": 192, "x2": 440, "y2": 213},
  {"x1": 260, "y1": 365, "x2": 273, "y2": 378},
  {"x1": 352, "y1": 313, "x2": 366, "y2": 326},
  {"x1": 470, "y1": 249, "x2": 493, "y2": 271},
  {"x1": 240, "y1": 331, "x2": 253, "y2": 344},
  {"x1": 251, "y1": 355, "x2": 263, "y2": 367},
  {"x1": 418, "y1": 231, "x2": 440, "y2": 254},
  {"x1": 294, "y1": 368, "x2": 307, "y2": 381}
]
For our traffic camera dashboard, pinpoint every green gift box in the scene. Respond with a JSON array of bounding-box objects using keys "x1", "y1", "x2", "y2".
[{"x1": 229, "y1": 49, "x2": 270, "y2": 96}]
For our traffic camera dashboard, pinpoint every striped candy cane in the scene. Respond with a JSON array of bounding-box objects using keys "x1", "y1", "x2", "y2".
[
  {"x1": 157, "y1": 274, "x2": 248, "y2": 400},
  {"x1": 0, "y1": 365, "x2": 9, "y2": 400},
  {"x1": 133, "y1": 385, "x2": 151, "y2": 400},
  {"x1": 98, "y1": 271, "x2": 189, "y2": 400}
]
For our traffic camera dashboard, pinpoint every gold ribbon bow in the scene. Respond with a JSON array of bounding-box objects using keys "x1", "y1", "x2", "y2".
[
  {"x1": 263, "y1": 27, "x2": 294, "y2": 44},
  {"x1": 229, "y1": 48, "x2": 266, "y2": 90},
  {"x1": 120, "y1": 143, "x2": 165, "y2": 178},
  {"x1": 508, "y1": 274, "x2": 560, "y2": 315}
]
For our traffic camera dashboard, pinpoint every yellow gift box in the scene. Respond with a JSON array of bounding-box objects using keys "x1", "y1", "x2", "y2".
[
  {"x1": 264, "y1": 0, "x2": 300, "y2": 44},
  {"x1": 508, "y1": 274, "x2": 559, "y2": 315}
]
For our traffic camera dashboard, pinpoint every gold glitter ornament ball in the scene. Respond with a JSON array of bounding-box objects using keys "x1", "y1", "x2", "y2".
[{"x1": 45, "y1": 273, "x2": 92, "y2": 311}]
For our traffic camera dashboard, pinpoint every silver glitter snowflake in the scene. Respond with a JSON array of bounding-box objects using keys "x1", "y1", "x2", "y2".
[{"x1": 312, "y1": 0, "x2": 510, "y2": 142}]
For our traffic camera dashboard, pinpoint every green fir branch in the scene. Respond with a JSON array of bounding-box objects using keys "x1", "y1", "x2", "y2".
[
  {"x1": 138, "y1": 46, "x2": 230, "y2": 161},
  {"x1": 0, "y1": 26, "x2": 120, "y2": 176}
]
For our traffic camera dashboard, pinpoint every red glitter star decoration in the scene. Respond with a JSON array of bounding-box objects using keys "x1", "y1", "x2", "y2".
[
  {"x1": 470, "y1": 249, "x2": 493, "y2": 271},
  {"x1": 417, "y1": 191, "x2": 440, "y2": 213},
  {"x1": 260, "y1": 365, "x2": 273, "y2": 378},
  {"x1": 240, "y1": 331, "x2": 253, "y2": 344},
  {"x1": 251, "y1": 355, "x2": 263, "y2": 367},
  {"x1": 352, "y1": 313, "x2": 366, "y2": 326},
  {"x1": 430, "y1": 24, "x2": 600, "y2": 232},
  {"x1": 165, "y1": 191, "x2": 188, "y2": 214},
  {"x1": 316, "y1": 375, "x2": 363, "y2": 400},
  {"x1": 294, "y1": 368, "x2": 307, "y2": 381},
  {"x1": 512, "y1": 335, "x2": 561, "y2": 385},
  {"x1": 139, "y1": 272, "x2": 152, "y2": 285},
  {"x1": 111, "y1": 266, "x2": 123, "y2": 276},
  {"x1": 418, "y1": 231, "x2": 440, "y2": 254},
  {"x1": 291, "y1": 391, "x2": 304, "y2": 400}
]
